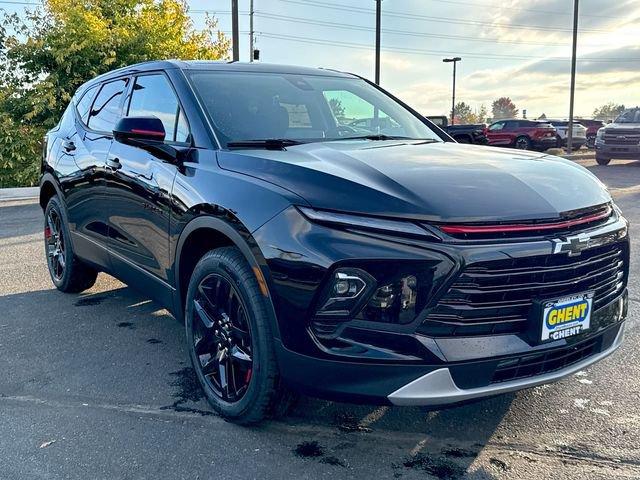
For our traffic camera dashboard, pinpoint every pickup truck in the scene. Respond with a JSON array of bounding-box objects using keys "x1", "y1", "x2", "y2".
[
  {"x1": 594, "y1": 107, "x2": 640, "y2": 165},
  {"x1": 426, "y1": 116, "x2": 488, "y2": 145}
]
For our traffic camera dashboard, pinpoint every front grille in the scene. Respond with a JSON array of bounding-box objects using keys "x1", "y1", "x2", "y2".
[
  {"x1": 491, "y1": 335, "x2": 600, "y2": 383},
  {"x1": 418, "y1": 241, "x2": 627, "y2": 337},
  {"x1": 604, "y1": 131, "x2": 640, "y2": 146}
]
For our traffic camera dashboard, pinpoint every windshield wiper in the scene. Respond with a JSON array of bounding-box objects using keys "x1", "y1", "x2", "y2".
[
  {"x1": 328, "y1": 134, "x2": 439, "y2": 142},
  {"x1": 227, "y1": 139, "x2": 305, "y2": 150},
  {"x1": 338, "y1": 134, "x2": 415, "y2": 141}
]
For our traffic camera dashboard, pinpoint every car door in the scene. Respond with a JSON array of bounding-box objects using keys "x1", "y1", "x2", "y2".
[
  {"x1": 105, "y1": 72, "x2": 190, "y2": 306},
  {"x1": 487, "y1": 121, "x2": 508, "y2": 145},
  {"x1": 61, "y1": 78, "x2": 129, "y2": 269}
]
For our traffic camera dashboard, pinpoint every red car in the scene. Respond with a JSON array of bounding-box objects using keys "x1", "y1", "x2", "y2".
[
  {"x1": 576, "y1": 118, "x2": 606, "y2": 148},
  {"x1": 486, "y1": 119, "x2": 557, "y2": 151}
]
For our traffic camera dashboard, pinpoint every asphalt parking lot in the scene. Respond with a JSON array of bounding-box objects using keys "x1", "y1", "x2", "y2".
[{"x1": 1, "y1": 158, "x2": 639, "y2": 480}]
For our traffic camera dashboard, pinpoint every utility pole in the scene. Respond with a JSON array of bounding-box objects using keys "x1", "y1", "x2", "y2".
[
  {"x1": 567, "y1": 0, "x2": 579, "y2": 154},
  {"x1": 375, "y1": 0, "x2": 381, "y2": 84},
  {"x1": 232, "y1": 0, "x2": 240, "y2": 62},
  {"x1": 249, "y1": 0, "x2": 255, "y2": 62},
  {"x1": 443, "y1": 57, "x2": 461, "y2": 125}
]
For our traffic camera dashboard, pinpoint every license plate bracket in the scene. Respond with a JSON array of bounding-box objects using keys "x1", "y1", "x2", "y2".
[{"x1": 530, "y1": 292, "x2": 594, "y2": 344}]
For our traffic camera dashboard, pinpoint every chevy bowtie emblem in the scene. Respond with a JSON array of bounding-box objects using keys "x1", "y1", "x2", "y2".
[{"x1": 553, "y1": 234, "x2": 592, "y2": 256}]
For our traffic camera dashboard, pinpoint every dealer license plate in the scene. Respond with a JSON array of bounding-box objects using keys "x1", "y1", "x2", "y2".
[{"x1": 541, "y1": 292, "x2": 593, "y2": 342}]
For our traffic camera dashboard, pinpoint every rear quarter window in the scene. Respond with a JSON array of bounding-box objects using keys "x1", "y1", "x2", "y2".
[{"x1": 75, "y1": 85, "x2": 99, "y2": 125}]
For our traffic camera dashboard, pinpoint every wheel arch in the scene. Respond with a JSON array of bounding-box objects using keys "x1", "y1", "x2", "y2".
[
  {"x1": 39, "y1": 172, "x2": 63, "y2": 210},
  {"x1": 173, "y1": 214, "x2": 281, "y2": 340}
]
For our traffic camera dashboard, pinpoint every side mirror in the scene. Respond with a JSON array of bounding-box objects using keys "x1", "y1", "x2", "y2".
[{"x1": 113, "y1": 116, "x2": 166, "y2": 144}]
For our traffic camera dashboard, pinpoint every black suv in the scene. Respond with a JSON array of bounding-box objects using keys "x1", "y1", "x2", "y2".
[{"x1": 40, "y1": 61, "x2": 629, "y2": 424}]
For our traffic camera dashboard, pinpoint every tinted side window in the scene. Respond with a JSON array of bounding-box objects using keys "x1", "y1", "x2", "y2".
[
  {"x1": 88, "y1": 79, "x2": 128, "y2": 132},
  {"x1": 128, "y1": 74, "x2": 190, "y2": 142},
  {"x1": 76, "y1": 85, "x2": 98, "y2": 125}
]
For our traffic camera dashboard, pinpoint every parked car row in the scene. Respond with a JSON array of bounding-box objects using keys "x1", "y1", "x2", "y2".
[{"x1": 427, "y1": 115, "x2": 627, "y2": 155}]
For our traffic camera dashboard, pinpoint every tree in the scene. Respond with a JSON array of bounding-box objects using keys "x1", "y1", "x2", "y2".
[
  {"x1": 492, "y1": 97, "x2": 519, "y2": 120},
  {"x1": 468, "y1": 104, "x2": 488, "y2": 124},
  {"x1": 328, "y1": 98, "x2": 346, "y2": 122},
  {"x1": 593, "y1": 102, "x2": 625, "y2": 121},
  {"x1": 453, "y1": 102, "x2": 473, "y2": 124},
  {"x1": 0, "y1": 0, "x2": 229, "y2": 186}
]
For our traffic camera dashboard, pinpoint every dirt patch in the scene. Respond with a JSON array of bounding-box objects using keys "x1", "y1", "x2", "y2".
[
  {"x1": 402, "y1": 453, "x2": 465, "y2": 479},
  {"x1": 294, "y1": 441, "x2": 324, "y2": 458}
]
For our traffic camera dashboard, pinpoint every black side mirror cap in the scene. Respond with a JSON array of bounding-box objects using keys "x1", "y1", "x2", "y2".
[{"x1": 113, "y1": 116, "x2": 166, "y2": 144}]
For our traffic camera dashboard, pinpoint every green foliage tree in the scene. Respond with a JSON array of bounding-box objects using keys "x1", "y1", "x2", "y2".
[
  {"x1": 592, "y1": 102, "x2": 626, "y2": 121},
  {"x1": 491, "y1": 97, "x2": 519, "y2": 120},
  {"x1": 453, "y1": 101, "x2": 473, "y2": 124},
  {"x1": 328, "y1": 98, "x2": 346, "y2": 122},
  {"x1": 0, "y1": 0, "x2": 229, "y2": 187}
]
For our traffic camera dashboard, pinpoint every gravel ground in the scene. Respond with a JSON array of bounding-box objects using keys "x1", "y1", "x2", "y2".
[{"x1": 0, "y1": 158, "x2": 639, "y2": 480}]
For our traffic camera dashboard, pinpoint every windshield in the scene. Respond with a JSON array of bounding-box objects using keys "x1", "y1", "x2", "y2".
[
  {"x1": 615, "y1": 109, "x2": 640, "y2": 124},
  {"x1": 187, "y1": 71, "x2": 442, "y2": 148}
]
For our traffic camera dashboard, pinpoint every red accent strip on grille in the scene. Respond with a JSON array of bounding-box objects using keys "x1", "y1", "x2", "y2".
[{"x1": 439, "y1": 208, "x2": 611, "y2": 234}]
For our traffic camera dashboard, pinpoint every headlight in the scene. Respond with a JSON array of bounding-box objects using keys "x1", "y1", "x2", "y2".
[
  {"x1": 298, "y1": 206, "x2": 439, "y2": 239},
  {"x1": 596, "y1": 128, "x2": 605, "y2": 140}
]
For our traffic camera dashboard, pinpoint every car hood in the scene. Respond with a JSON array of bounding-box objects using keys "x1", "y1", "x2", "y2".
[
  {"x1": 217, "y1": 141, "x2": 611, "y2": 223},
  {"x1": 603, "y1": 123, "x2": 640, "y2": 131}
]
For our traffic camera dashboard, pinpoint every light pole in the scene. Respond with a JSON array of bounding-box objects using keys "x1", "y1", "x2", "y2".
[
  {"x1": 567, "y1": 0, "x2": 579, "y2": 154},
  {"x1": 249, "y1": 0, "x2": 254, "y2": 62},
  {"x1": 443, "y1": 57, "x2": 461, "y2": 125},
  {"x1": 374, "y1": 0, "x2": 382, "y2": 84},
  {"x1": 231, "y1": 0, "x2": 239, "y2": 62}
]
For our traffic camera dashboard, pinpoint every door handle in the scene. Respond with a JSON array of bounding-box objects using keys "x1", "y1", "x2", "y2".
[
  {"x1": 106, "y1": 157, "x2": 122, "y2": 171},
  {"x1": 62, "y1": 140, "x2": 76, "y2": 152}
]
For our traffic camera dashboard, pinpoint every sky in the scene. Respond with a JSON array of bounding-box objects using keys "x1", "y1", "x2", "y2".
[{"x1": 4, "y1": 0, "x2": 640, "y2": 119}]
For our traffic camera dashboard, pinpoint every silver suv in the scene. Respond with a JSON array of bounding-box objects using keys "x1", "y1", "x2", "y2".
[{"x1": 595, "y1": 108, "x2": 640, "y2": 165}]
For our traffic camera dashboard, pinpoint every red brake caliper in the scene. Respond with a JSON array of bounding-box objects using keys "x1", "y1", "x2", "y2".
[
  {"x1": 245, "y1": 368, "x2": 252, "y2": 384},
  {"x1": 44, "y1": 226, "x2": 52, "y2": 239}
]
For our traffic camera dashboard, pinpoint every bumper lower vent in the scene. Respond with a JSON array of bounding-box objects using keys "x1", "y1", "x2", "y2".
[{"x1": 491, "y1": 336, "x2": 600, "y2": 383}]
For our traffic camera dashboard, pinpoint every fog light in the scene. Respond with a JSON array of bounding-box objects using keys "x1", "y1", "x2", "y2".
[
  {"x1": 315, "y1": 268, "x2": 374, "y2": 317},
  {"x1": 362, "y1": 275, "x2": 418, "y2": 324}
]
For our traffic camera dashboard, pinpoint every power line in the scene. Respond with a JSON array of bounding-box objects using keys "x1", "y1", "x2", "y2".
[
  {"x1": 254, "y1": 11, "x2": 575, "y2": 48},
  {"x1": 276, "y1": 0, "x2": 611, "y2": 34},
  {"x1": 427, "y1": 0, "x2": 620, "y2": 19},
  {"x1": 258, "y1": 31, "x2": 640, "y2": 63}
]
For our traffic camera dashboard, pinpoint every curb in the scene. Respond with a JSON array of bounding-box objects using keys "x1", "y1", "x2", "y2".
[{"x1": 0, "y1": 187, "x2": 39, "y2": 202}]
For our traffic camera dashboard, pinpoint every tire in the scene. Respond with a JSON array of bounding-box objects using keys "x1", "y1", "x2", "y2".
[
  {"x1": 44, "y1": 195, "x2": 98, "y2": 293},
  {"x1": 185, "y1": 247, "x2": 291, "y2": 424},
  {"x1": 514, "y1": 136, "x2": 531, "y2": 150},
  {"x1": 556, "y1": 135, "x2": 563, "y2": 149},
  {"x1": 596, "y1": 155, "x2": 611, "y2": 166}
]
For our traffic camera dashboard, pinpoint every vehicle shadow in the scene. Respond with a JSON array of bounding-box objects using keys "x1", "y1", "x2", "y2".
[{"x1": 0, "y1": 282, "x2": 510, "y2": 479}]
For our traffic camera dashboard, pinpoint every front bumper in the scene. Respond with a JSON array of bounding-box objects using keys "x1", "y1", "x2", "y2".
[
  {"x1": 389, "y1": 321, "x2": 624, "y2": 406},
  {"x1": 254, "y1": 206, "x2": 629, "y2": 405},
  {"x1": 596, "y1": 141, "x2": 640, "y2": 159}
]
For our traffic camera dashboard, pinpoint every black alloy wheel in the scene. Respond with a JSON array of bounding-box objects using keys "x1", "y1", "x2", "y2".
[
  {"x1": 185, "y1": 247, "x2": 292, "y2": 424},
  {"x1": 514, "y1": 136, "x2": 531, "y2": 150},
  {"x1": 191, "y1": 273, "x2": 254, "y2": 403},
  {"x1": 43, "y1": 195, "x2": 97, "y2": 292},
  {"x1": 45, "y1": 208, "x2": 66, "y2": 282}
]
